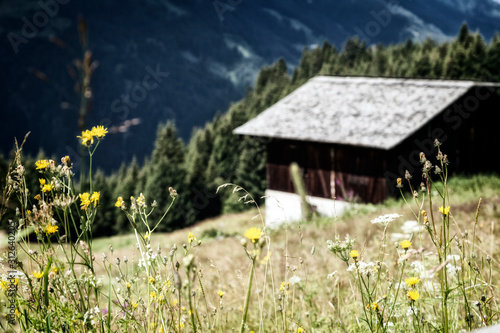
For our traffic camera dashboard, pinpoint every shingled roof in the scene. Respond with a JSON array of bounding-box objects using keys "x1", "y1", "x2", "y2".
[{"x1": 233, "y1": 76, "x2": 500, "y2": 150}]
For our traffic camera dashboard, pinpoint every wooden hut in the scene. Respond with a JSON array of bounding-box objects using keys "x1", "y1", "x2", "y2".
[{"x1": 233, "y1": 76, "x2": 500, "y2": 225}]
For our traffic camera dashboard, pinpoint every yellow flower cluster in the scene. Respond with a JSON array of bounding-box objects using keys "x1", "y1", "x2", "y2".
[
  {"x1": 77, "y1": 125, "x2": 108, "y2": 146},
  {"x1": 79, "y1": 191, "x2": 100, "y2": 210}
]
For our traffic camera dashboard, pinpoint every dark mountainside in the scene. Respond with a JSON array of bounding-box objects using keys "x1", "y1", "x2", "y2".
[{"x1": 2, "y1": 0, "x2": 500, "y2": 172}]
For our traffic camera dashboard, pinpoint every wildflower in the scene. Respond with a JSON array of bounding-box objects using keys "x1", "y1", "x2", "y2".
[
  {"x1": 39, "y1": 178, "x2": 46, "y2": 185},
  {"x1": 79, "y1": 192, "x2": 91, "y2": 211},
  {"x1": 77, "y1": 129, "x2": 94, "y2": 146},
  {"x1": 42, "y1": 183, "x2": 53, "y2": 193},
  {"x1": 144, "y1": 231, "x2": 150, "y2": 240},
  {"x1": 405, "y1": 277, "x2": 421, "y2": 288},
  {"x1": 61, "y1": 155, "x2": 71, "y2": 166},
  {"x1": 0, "y1": 280, "x2": 7, "y2": 290},
  {"x1": 279, "y1": 281, "x2": 289, "y2": 292},
  {"x1": 350, "y1": 250, "x2": 359, "y2": 260},
  {"x1": 91, "y1": 125, "x2": 108, "y2": 138},
  {"x1": 407, "y1": 290, "x2": 420, "y2": 301},
  {"x1": 371, "y1": 302, "x2": 379, "y2": 311},
  {"x1": 45, "y1": 223, "x2": 58, "y2": 235},
  {"x1": 396, "y1": 178, "x2": 403, "y2": 188},
  {"x1": 115, "y1": 196, "x2": 124, "y2": 208},
  {"x1": 150, "y1": 291, "x2": 156, "y2": 299},
  {"x1": 296, "y1": 328, "x2": 304, "y2": 333},
  {"x1": 218, "y1": 290, "x2": 224, "y2": 298},
  {"x1": 188, "y1": 232, "x2": 196, "y2": 244},
  {"x1": 400, "y1": 240, "x2": 411, "y2": 250},
  {"x1": 149, "y1": 276, "x2": 155, "y2": 284},
  {"x1": 131, "y1": 302, "x2": 138, "y2": 309},
  {"x1": 33, "y1": 271, "x2": 44, "y2": 279},
  {"x1": 289, "y1": 275, "x2": 301, "y2": 285},
  {"x1": 244, "y1": 227, "x2": 262, "y2": 244},
  {"x1": 34, "y1": 194, "x2": 41, "y2": 201},
  {"x1": 371, "y1": 213, "x2": 402, "y2": 227},
  {"x1": 439, "y1": 206, "x2": 450, "y2": 216},
  {"x1": 35, "y1": 160, "x2": 49, "y2": 170},
  {"x1": 90, "y1": 191, "x2": 100, "y2": 207},
  {"x1": 126, "y1": 283, "x2": 131, "y2": 289}
]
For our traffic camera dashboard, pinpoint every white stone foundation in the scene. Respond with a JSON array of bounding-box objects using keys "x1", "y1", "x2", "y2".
[{"x1": 264, "y1": 189, "x2": 351, "y2": 228}]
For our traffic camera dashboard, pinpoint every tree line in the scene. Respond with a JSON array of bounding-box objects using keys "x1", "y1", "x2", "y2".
[{"x1": 2, "y1": 23, "x2": 500, "y2": 236}]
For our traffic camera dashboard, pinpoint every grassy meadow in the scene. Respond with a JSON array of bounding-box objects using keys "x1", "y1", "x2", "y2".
[{"x1": 1, "y1": 129, "x2": 500, "y2": 333}]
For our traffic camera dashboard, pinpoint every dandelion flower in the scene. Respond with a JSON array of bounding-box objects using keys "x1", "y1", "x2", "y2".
[
  {"x1": 79, "y1": 192, "x2": 91, "y2": 211},
  {"x1": 217, "y1": 290, "x2": 224, "y2": 298},
  {"x1": 90, "y1": 191, "x2": 100, "y2": 207},
  {"x1": 244, "y1": 227, "x2": 262, "y2": 243},
  {"x1": 188, "y1": 232, "x2": 196, "y2": 244},
  {"x1": 350, "y1": 250, "x2": 359, "y2": 259},
  {"x1": 439, "y1": 206, "x2": 450, "y2": 216},
  {"x1": 400, "y1": 240, "x2": 411, "y2": 250},
  {"x1": 77, "y1": 129, "x2": 94, "y2": 146},
  {"x1": 91, "y1": 125, "x2": 108, "y2": 138},
  {"x1": 407, "y1": 290, "x2": 420, "y2": 301},
  {"x1": 405, "y1": 277, "x2": 421, "y2": 288},
  {"x1": 35, "y1": 160, "x2": 49, "y2": 170},
  {"x1": 33, "y1": 271, "x2": 44, "y2": 279},
  {"x1": 115, "y1": 197, "x2": 124, "y2": 208},
  {"x1": 42, "y1": 184, "x2": 53, "y2": 193},
  {"x1": 45, "y1": 223, "x2": 58, "y2": 235}
]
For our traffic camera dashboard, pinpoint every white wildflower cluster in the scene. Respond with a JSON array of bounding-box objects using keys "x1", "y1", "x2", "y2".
[
  {"x1": 83, "y1": 306, "x2": 101, "y2": 327},
  {"x1": 326, "y1": 235, "x2": 355, "y2": 263},
  {"x1": 347, "y1": 261, "x2": 378, "y2": 276},
  {"x1": 289, "y1": 275, "x2": 301, "y2": 285},
  {"x1": 411, "y1": 261, "x2": 427, "y2": 279},
  {"x1": 401, "y1": 220, "x2": 423, "y2": 234},
  {"x1": 371, "y1": 213, "x2": 402, "y2": 227}
]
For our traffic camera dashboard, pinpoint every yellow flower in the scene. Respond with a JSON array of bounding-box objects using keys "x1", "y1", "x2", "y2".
[
  {"x1": 131, "y1": 302, "x2": 138, "y2": 309},
  {"x1": 115, "y1": 197, "x2": 124, "y2": 207},
  {"x1": 297, "y1": 328, "x2": 304, "y2": 333},
  {"x1": 79, "y1": 192, "x2": 91, "y2": 211},
  {"x1": 0, "y1": 280, "x2": 7, "y2": 290},
  {"x1": 405, "y1": 277, "x2": 421, "y2": 288},
  {"x1": 371, "y1": 302, "x2": 379, "y2": 311},
  {"x1": 150, "y1": 291, "x2": 156, "y2": 299},
  {"x1": 42, "y1": 184, "x2": 53, "y2": 193},
  {"x1": 244, "y1": 227, "x2": 262, "y2": 243},
  {"x1": 217, "y1": 290, "x2": 225, "y2": 298},
  {"x1": 407, "y1": 290, "x2": 420, "y2": 301},
  {"x1": 279, "y1": 281, "x2": 289, "y2": 292},
  {"x1": 35, "y1": 160, "x2": 49, "y2": 170},
  {"x1": 34, "y1": 194, "x2": 41, "y2": 201},
  {"x1": 33, "y1": 271, "x2": 44, "y2": 279},
  {"x1": 421, "y1": 210, "x2": 427, "y2": 216},
  {"x1": 126, "y1": 283, "x2": 131, "y2": 289},
  {"x1": 144, "y1": 231, "x2": 150, "y2": 240},
  {"x1": 439, "y1": 206, "x2": 450, "y2": 216},
  {"x1": 90, "y1": 191, "x2": 100, "y2": 207},
  {"x1": 188, "y1": 232, "x2": 196, "y2": 244},
  {"x1": 61, "y1": 155, "x2": 71, "y2": 165},
  {"x1": 400, "y1": 240, "x2": 411, "y2": 250},
  {"x1": 77, "y1": 129, "x2": 94, "y2": 146},
  {"x1": 91, "y1": 125, "x2": 108, "y2": 138},
  {"x1": 149, "y1": 276, "x2": 155, "y2": 284},
  {"x1": 350, "y1": 250, "x2": 359, "y2": 259},
  {"x1": 172, "y1": 299, "x2": 178, "y2": 307},
  {"x1": 39, "y1": 178, "x2": 46, "y2": 185},
  {"x1": 45, "y1": 223, "x2": 58, "y2": 235}
]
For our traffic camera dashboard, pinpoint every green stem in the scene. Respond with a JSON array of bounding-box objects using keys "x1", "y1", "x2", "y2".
[{"x1": 240, "y1": 256, "x2": 256, "y2": 333}]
